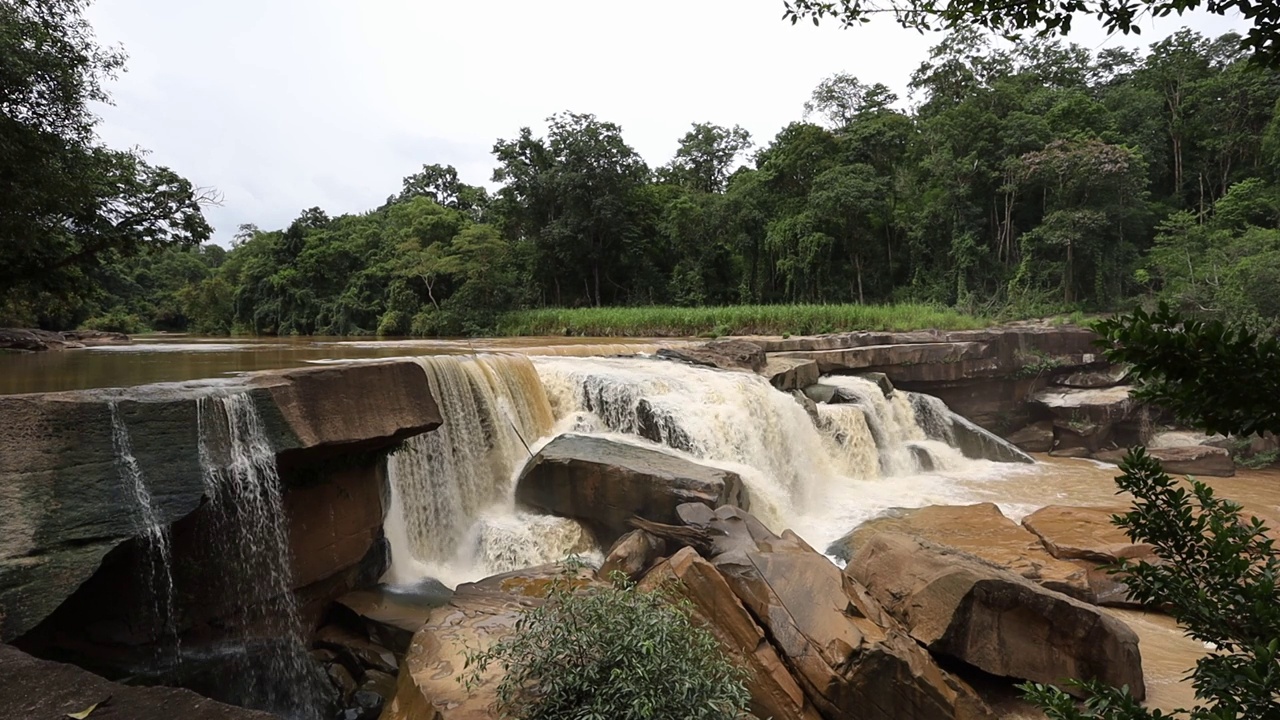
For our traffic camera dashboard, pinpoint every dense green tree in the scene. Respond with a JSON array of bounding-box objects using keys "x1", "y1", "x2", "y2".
[
  {"x1": 661, "y1": 123, "x2": 753, "y2": 194},
  {"x1": 0, "y1": 0, "x2": 212, "y2": 327}
]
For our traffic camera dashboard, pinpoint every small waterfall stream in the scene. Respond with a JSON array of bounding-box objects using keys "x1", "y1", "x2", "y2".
[
  {"x1": 108, "y1": 401, "x2": 178, "y2": 664},
  {"x1": 385, "y1": 356, "x2": 595, "y2": 588},
  {"x1": 194, "y1": 392, "x2": 328, "y2": 720}
]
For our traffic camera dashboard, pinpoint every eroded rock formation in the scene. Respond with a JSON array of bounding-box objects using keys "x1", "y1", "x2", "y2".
[{"x1": 515, "y1": 433, "x2": 750, "y2": 546}]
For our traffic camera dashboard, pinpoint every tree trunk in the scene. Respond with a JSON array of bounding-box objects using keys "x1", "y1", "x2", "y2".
[{"x1": 855, "y1": 254, "x2": 864, "y2": 304}]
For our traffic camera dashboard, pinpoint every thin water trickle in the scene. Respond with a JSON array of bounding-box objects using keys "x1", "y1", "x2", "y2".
[
  {"x1": 107, "y1": 400, "x2": 179, "y2": 665},
  {"x1": 195, "y1": 392, "x2": 329, "y2": 720}
]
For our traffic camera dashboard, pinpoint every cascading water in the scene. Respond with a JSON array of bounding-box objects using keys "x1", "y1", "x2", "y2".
[
  {"x1": 194, "y1": 392, "x2": 329, "y2": 720},
  {"x1": 382, "y1": 353, "x2": 1027, "y2": 589},
  {"x1": 108, "y1": 400, "x2": 178, "y2": 663},
  {"x1": 385, "y1": 355, "x2": 595, "y2": 588}
]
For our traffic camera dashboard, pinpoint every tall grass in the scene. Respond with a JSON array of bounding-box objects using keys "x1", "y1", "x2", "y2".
[{"x1": 494, "y1": 303, "x2": 995, "y2": 337}]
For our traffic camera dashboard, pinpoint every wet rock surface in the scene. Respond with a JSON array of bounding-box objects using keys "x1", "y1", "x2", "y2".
[
  {"x1": 515, "y1": 433, "x2": 750, "y2": 546},
  {"x1": 849, "y1": 532, "x2": 1146, "y2": 699},
  {"x1": 0, "y1": 643, "x2": 276, "y2": 720},
  {"x1": 1095, "y1": 445, "x2": 1236, "y2": 477}
]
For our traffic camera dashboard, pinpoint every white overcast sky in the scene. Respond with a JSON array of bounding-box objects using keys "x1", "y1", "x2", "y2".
[{"x1": 85, "y1": 0, "x2": 1247, "y2": 244}]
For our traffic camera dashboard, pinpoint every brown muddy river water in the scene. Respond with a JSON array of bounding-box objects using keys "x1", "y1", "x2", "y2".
[{"x1": 0, "y1": 335, "x2": 668, "y2": 395}]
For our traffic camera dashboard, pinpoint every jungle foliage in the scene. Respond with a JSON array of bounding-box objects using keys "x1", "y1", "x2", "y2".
[{"x1": 10, "y1": 18, "x2": 1280, "y2": 337}]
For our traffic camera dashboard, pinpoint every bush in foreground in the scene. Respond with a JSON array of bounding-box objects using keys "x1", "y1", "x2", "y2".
[
  {"x1": 463, "y1": 562, "x2": 751, "y2": 720},
  {"x1": 1023, "y1": 307, "x2": 1280, "y2": 719}
]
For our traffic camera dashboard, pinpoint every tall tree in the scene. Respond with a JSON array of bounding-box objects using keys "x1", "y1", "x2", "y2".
[
  {"x1": 662, "y1": 123, "x2": 753, "y2": 194},
  {"x1": 0, "y1": 0, "x2": 213, "y2": 326}
]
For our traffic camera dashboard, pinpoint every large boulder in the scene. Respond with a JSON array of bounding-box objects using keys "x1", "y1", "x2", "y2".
[
  {"x1": 908, "y1": 393, "x2": 1034, "y2": 464},
  {"x1": 1052, "y1": 365, "x2": 1130, "y2": 389},
  {"x1": 0, "y1": 644, "x2": 275, "y2": 719},
  {"x1": 1032, "y1": 386, "x2": 1136, "y2": 453},
  {"x1": 1006, "y1": 421, "x2": 1055, "y2": 453},
  {"x1": 657, "y1": 339, "x2": 767, "y2": 373},
  {"x1": 778, "y1": 341, "x2": 993, "y2": 377},
  {"x1": 382, "y1": 565, "x2": 598, "y2": 720},
  {"x1": 639, "y1": 548, "x2": 823, "y2": 720},
  {"x1": 599, "y1": 529, "x2": 667, "y2": 582},
  {"x1": 1094, "y1": 445, "x2": 1235, "y2": 478},
  {"x1": 680, "y1": 504, "x2": 993, "y2": 720},
  {"x1": 515, "y1": 434, "x2": 749, "y2": 546},
  {"x1": 0, "y1": 360, "x2": 441, "y2": 642},
  {"x1": 1021, "y1": 506, "x2": 1155, "y2": 564},
  {"x1": 828, "y1": 504, "x2": 1093, "y2": 602},
  {"x1": 762, "y1": 357, "x2": 819, "y2": 391},
  {"x1": 849, "y1": 533, "x2": 1145, "y2": 699}
]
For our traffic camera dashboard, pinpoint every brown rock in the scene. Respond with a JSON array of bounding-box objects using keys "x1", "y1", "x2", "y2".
[
  {"x1": 1053, "y1": 365, "x2": 1131, "y2": 388},
  {"x1": 382, "y1": 565, "x2": 601, "y2": 720},
  {"x1": 829, "y1": 504, "x2": 1093, "y2": 602},
  {"x1": 640, "y1": 548, "x2": 822, "y2": 720},
  {"x1": 777, "y1": 341, "x2": 993, "y2": 376},
  {"x1": 515, "y1": 433, "x2": 749, "y2": 546},
  {"x1": 599, "y1": 529, "x2": 667, "y2": 582},
  {"x1": 692, "y1": 506, "x2": 994, "y2": 720},
  {"x1": 849, "y1": 533, "x2": 1145, "y2": 699},
  {"x1": 1094, "y1": 446, "x2": 1235, "y2": 478},
  {"x1": 1007, "y1": 421, "x2": 1055, "y2": 453},
  {"x1": 315, "y1": 624, "x2": 399, "y2": 675},
  {"x1": 762, "y1": 356, "x2": 819, "y2": 391},
  {"x1": 0, "y1": 644, "x2": 276, "y2": 720},
  {"x1": 326, "y1": 661, "x2": 359, "y2": 700},
  {"x1": 251, "y1": 361, "x2": 443, "y2": 463},
  {"x1": 1022, "y1": 506, "x2": 1155, "y2": 564},
  {"x1": 657, "y1": 339, "x2": 767, "y2": 373},
  {"x1": 1033, "y1": 386, "x2": 1135, "y2": 426}
]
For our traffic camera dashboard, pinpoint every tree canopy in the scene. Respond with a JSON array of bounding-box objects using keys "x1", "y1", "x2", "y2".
[
  {"x1": 782, "y1": 0, "x2": 1280, "y2": 66},
  {"x1": 0, "y1": 0, "x2": 213, "y2": 328},
  {"x1": 17, "y1": 24, "x2": 1280, "y2": 338}
]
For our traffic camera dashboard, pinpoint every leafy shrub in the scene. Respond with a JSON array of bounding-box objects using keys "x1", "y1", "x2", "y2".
[
  {"x1": 82, "y1": 308, "x2": 144, "y2": 334},
  {"x1": 463, "y1": 563, "x2": 751, "y2": 720},
  {"x1": 1024, "y1": 307, "x2": 1280, "y2": 719}
]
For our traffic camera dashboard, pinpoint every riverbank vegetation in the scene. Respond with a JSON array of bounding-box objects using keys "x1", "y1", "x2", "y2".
[
  {"x1": 495, "y1": 303, "x2": 993, "y2": 337},
  {"x1": 6, "y1": 4, "x2": 1280, "y2": 339}
]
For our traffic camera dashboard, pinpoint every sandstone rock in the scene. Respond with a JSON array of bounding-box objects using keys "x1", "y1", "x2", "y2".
[
  {"x1": 1033, "y1": 386, "x2": 1135, "y2": 425},
  {"x1": 657, "y1": 339, "x2": 767, "y2": 373},
  {"x1": 849, "y1": 533, "x2": 1145, "y2": 699},
  {"x1": 860, "y1": 371, "x2": 896, "y2": 397},
  {"x1": 599, "y1": 529, "x2": 667, "y2": 581},
  {"x1": 686, "y1": 505, "x2": 994, "y2": 720},
  {"x1": 0, "y1": 360, "x2": 442, "y2": 642},
  {"x1": 778, "y1": 341, "x2": 993, "y2": 376},
  {"x1": 315, "y1": 623, "x2": 399, "y2": 675},
  {"x1": 0, "y1": 644, "x2": 276, "y2": 719},
  {"x1": 382, "y1": 565, "x2": 599, "y2": 720},
  {"x1": 762, "y1": 356, "x2": 819, "y2": 391},
  {"x1": 1053, "y1": 365, "x2": 1131, "y2": 389},
  {"x1": 1094, "y1": 445, "x2": 1235, "y2": 478},
  {"x1": 829, "y1": 504, "x2": 1093, "y2": 602},
  {"x1": 1022, "y1": 506, "x2": 1155, "y2": 564},
  {"x1": 327, "y1": 662, "x2": 359, "y2": 700},
  {"x1": 790, "y1": 390, "x2": 821, "y2": 425},
  {"x1": 639, "y1": 548, "x2": 822, "y2": 720},
  {"x1": 1007, "y1": 421, "x2": 1055, "y2": 453},
  {"x1": 908, "y1": 393, "x2": 1034, "y2": 464},
  {"x1": 802, "y1": 382, "x2": 863, "y2": 404},
  {"x1": 515, "y1": 434, "x2": 749, "y2": 546},
  {"x1": 1050, "y1": 446, "x2": 1094, "y2": 459}
]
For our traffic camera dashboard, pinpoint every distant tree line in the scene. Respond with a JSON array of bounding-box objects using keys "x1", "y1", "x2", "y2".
[{"x1": 8, "y1": 23, "x2": 1280, "y2": 336}]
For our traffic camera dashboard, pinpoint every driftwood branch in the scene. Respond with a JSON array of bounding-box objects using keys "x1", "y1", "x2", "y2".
[{"x1": 627, "y1": 516, "x2": 717, "y2": 557}]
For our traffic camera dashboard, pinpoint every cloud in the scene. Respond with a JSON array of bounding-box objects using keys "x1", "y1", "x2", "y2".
[{"x1": 85, "y1": 0, "x2": 1249, "y2": 244}]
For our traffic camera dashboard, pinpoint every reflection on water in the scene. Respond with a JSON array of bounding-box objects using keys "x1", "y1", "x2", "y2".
[{"x1": 0, "y1": 335, "x2": 670, "y2": 395}]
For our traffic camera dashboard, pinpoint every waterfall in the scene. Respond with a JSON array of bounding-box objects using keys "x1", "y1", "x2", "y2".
[
  {"x1": 536, "y1": 357, "x2": 852, "y2": 516},
  {"x1": 816, "y1": 404, "x2": 881, "y2": 479},
  {"x1": 815, "y1": 376, "x2": 926, "y2": 475},
  {"x1": 108, "y1": 401, "x2": 178, "y2": 663},
  {"x1": 385, "y1": 355, "x2": 594, "y2": 588},
  {"x1": 195, "y1": 392, "x2": 328, "y2": 720}
]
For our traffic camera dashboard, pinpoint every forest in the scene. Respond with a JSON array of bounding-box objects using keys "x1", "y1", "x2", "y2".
[{"x1": 8, "y1": 27, "x2": 1280, "y2": 337}]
